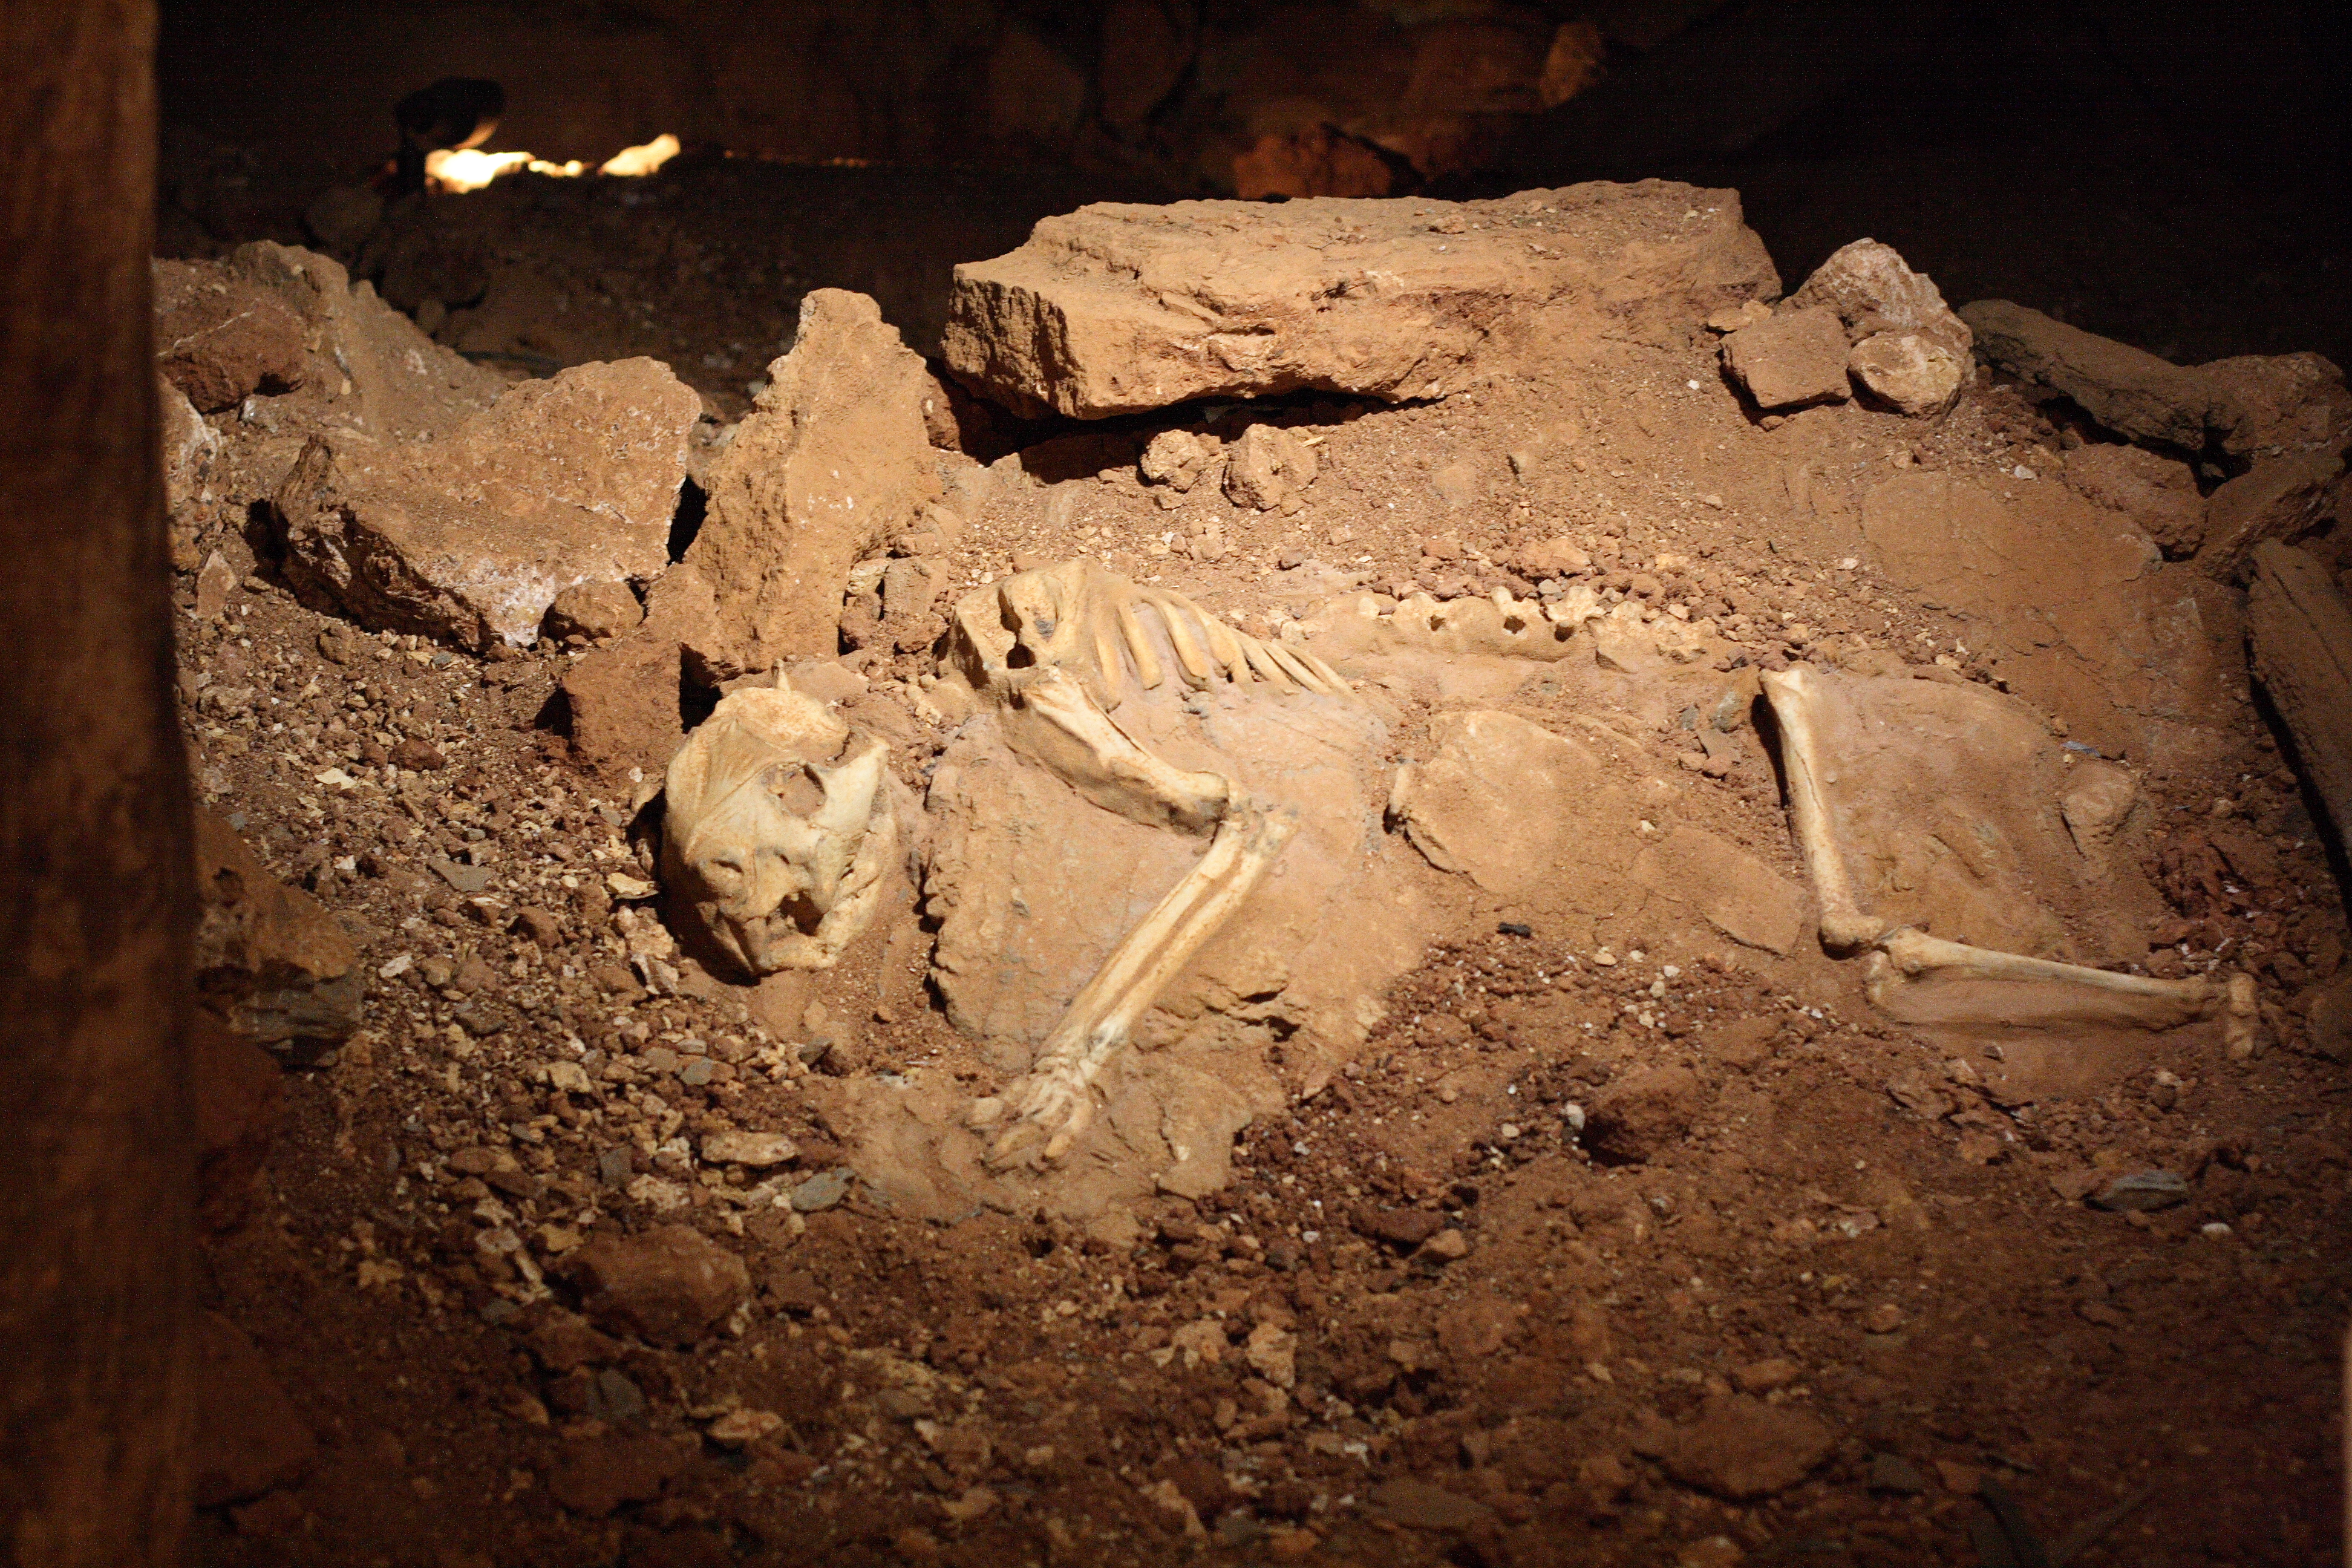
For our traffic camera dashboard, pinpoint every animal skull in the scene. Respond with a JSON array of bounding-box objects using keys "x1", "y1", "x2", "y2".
[{"x1": 660, "y1": 685, "x2": 898, "y2": 978}]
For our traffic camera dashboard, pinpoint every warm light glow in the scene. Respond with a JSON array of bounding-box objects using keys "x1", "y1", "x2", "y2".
[
  {"x1": 599, "y1": 133, "x2": 681, "y2": 178},
  {"x1": 424, "y1": 147, "x2": 583, "y2": 192},
  {"x1": 422, "y1": 134, "x2": 681, "y2": 193}
]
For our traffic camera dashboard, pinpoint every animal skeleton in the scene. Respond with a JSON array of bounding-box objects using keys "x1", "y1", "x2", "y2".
[
  {"x1": 1763, "y1": 665, "x2": 2256, "y2": 1051},
  {"x1": 942, "y1": 559, "x2": 1352, "y2": 1166},
  {"x1": 660, "y1": 685, "x2": 899, "y2": 978}
]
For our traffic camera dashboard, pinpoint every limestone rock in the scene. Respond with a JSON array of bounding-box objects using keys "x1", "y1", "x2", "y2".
[
  {"x1": 1848, "y1": 330, "x2": 1963, "y2": 417},
  {"x1": 2063, "y1": 443, "x2": 2206, "y2": 558},
  {"x1": 153, "y1": 260, "x2": 309, "y2": 412},
  {"x1": 545, "y1": 579, "x2": 645, "y2": 642},
  {"x1": 2200, "y1": 351, "x2": 2352, "y2": 457},
  {"x1": 1222, "y1": 423, "x2": 1318, "y2": 511},
  {"x1": 941, "y1": 183, "x2": 1779, "y2": 419},
  {"x1": 1961, "y1": 299, "x2": 2237, "y2": 451},
  {"x1": 1788, "y1": 238, "x2": 1971, "y2": 356},
  {"x1": 191, "y1": 1312, "x2": 316, "y2": 1507},
  {"x1": 278, "y1": 358, "x2": 697, "y2": 649},
  {"x1": 193, "y1": 809, "x2": 362, "y2": 1051},
  {"x1": 1140, "y1": 430, "x2": 1221, "y2": 495},
  {"x1": 2197, "y1": 448, "x2": 2344, "y2": 581},
  {"x1": 159, "y1": 372, "x2": 221, "y2": 569},
  {"x1": 1659, "y1": 1396, "x2": 1836, "y2": 1500},
  {"x1": 564, "y1": 1224, "x2": 751, "y2": 1347},
  {"x1": 702, "y1": 1130, "x2": 800, "y2": 1168},
  {"x1": 1720, "y1": 308, "x2": 1851, "y2": 411},
  {"x1": 560, "y1": 629, "x2": 685, "y2": 783},
  {"x1": 218, "y1": 242, "x2": 506, "y2": 441},
  {"x1": 684, "y1": 290, "x2": 942, "y2": 676}
]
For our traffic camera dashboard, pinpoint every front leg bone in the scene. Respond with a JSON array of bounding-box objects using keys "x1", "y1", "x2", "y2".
[{"x1": 980, "y1": 797, "x2": 1298, "y2": 1168}]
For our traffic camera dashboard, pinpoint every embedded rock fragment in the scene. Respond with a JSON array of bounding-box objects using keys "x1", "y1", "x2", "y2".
[
  {"x1": 1960, "y1": 299, "x2": 2235, "y2": 450},
  {"x1": 193, "y1": 809, "x2": 363, "y2": 1052},
  {"x1": 544, "y1": 579, "x2": 644, "y2": 643},
  {"x1": 1787, "y1": 238, "x2": 1971, "y2": 356},
  {"x1": 683, "y1": 289, "x2": 942, "y2": 677},
  {"x1": 1847, "y1": 330, "x2": 1963, "y2": 416},
  {"x1": 942, "y1": 183, "x2": 1778, "y2": 418},
  {"x1": 1658, "y1": 1397, "x2": 1836, "y2": 1500},
  {"x1": 2062, "y1": 443, "x2": 2206, "y2": 558},
  {"x1": 1585, "y1": 1063, "x2": 1702, "y2": 1164},
  {"x1": 1221, "y1": 423, "x2": 1318, "y2": 511},
  {"x1": 1719, "y1": 307, "x2": 1851, "y2": 411},
  {"x1": 564, "y1": 1224, "x2": 751, "y2": 1347},
  {"x1": 153, "y1": 259, "x2": 309, "y2": 412},
  {"x1": 1628, "y1": 826, "x2": 1809, "y2": 955},
  {"x1": 277, "y1": 357, "x2": 698, "y2": 649}
]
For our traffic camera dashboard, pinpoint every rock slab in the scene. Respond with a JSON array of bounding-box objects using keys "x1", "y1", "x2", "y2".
[
  {"x1": 1720, "y1": 307, "x2": 1851, "y2": 411},
  {"x1": 684, "y1": 289, "x2": 942, "y2": 676},
  {"x1": 942, "y1": 181, "x2": 1779, "y2": 419},
  {"x1": 278, "y1": 357, "x2": 697, "y2": 650},
  {"x1": 194, "y1": 809, "x2": 363, "y2": 1050},
  {"x1": 1961, "y1": 299, "x2": 2236, "y2": 451}
]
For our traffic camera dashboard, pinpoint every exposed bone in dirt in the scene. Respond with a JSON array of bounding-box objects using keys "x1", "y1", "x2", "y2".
[{"x1": 161, "y1": 178, "x2": 2352, "y2": 1567}]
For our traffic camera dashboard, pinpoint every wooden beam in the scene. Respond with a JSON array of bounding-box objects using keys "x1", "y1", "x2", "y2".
[{"x1": 0, "y1": 3, "x2": 197, "y2": 1564}]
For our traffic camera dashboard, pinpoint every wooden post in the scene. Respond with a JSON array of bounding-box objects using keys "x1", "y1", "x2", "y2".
[{"x1": 0, "y1": 4, "x2": 197, "y2": 1566}]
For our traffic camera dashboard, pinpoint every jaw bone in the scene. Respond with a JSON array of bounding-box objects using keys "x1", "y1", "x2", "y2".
[
  {"x1": 660, "y1": 686, "x2": 899, "y2": 977},
  {"x1": 946, "y1": 560, "x2": 1354, "y2": 1168},
  {"x1": 1762, "y1": 665, "x2": 2257, "y2": 1055}
]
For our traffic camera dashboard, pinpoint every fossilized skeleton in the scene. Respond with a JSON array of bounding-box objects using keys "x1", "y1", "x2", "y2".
[
  {"x1": 659, "y1": 558, "x2": 1359, "y2": 1166},
  {"x1": 935, "y1": 559, "x2": 1357, "y2": 1165},
  {"x1": 661, "y1": 685, "x2": 900, "y2": 977},
  {"x1": 1762, "y1": 665, "x2": 2257, "y2": 1050}
]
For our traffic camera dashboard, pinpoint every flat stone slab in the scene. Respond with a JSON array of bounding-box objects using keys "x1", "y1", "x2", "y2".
[
  {"x1": 941, "y1": 180, "x2": 1779, "y2": 419},
  {"x1": 278, "y1": 357, "x2": 698, "y2": 650}
]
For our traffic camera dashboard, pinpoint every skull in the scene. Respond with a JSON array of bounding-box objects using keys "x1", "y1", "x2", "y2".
[{"x1": 660, "y1": 687, "x2": 897, "y2": 976}]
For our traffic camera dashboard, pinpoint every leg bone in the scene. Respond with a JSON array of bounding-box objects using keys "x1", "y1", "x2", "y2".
[
  {"x1": 1759, "y1": 666, "x2": 1885, "y2": 951},
  {"x1": 983, "y1": 797, "x2": 1298, "y2": 1168}
]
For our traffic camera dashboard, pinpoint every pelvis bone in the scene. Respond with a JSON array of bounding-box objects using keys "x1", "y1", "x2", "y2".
[
  {"x1": 940, "y1": 560, "x2": 1354, "y2": 1167},
  {"x1": 1762, "y1": 664, "x2": 2256, "y2": 1052},
  {"x1": 661, "y1": 685, "x2": 899, "y2": 978}
]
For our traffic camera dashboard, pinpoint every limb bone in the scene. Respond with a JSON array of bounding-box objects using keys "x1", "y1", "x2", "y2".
[
  {"x1": 1762, "y1": 665, "x2": 2254, "y2": 1048},
  {"x1": 981, "y1": 799, "x2": 1298, "y2": 1168}
]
